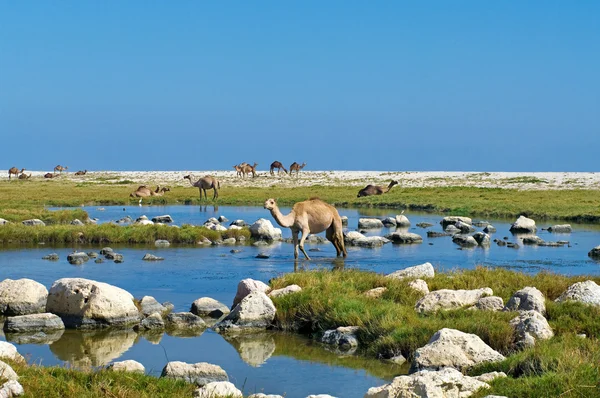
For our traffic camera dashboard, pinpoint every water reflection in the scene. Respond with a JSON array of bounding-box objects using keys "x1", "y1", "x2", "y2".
[
  {"x1": 223, "y1": 332, "x2": 276, "y2": 367},
  {"x1": 5, "y1": 329, "x2": 64, "y2": 345}
]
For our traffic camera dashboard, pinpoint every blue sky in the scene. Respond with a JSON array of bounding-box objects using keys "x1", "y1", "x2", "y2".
[{"x1": 1, "y1": 2, "x2": 598, "y2": 172}]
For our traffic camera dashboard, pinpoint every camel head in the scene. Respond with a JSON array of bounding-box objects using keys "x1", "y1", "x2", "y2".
[
  {"x1": 161, "y1": 187, "x2": 171, "y2": 192},
  {"x1": 183, "y1": 175, "x2": 191, "y2": 181},
  {"x1": 390, "y1": 180, "x2": 399, "y2": 187},
  {"x1": 264, "y1": 198, "x2": 277, "y2": 210}
]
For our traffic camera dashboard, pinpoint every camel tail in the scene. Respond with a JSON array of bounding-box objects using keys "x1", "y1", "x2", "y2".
[{"x1": 218, "y1": 181, "x2": 221, "y2": 189}]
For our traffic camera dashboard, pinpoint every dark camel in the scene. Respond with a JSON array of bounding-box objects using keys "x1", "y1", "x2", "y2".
[
  {"x1": 18, "y1": 173, "x2": 32, "y2": 180},
  {"x1": 184, "y1": 174, "x2": 220, "y2": 200},
  {"x1": 270, "y1": 161, "x2": 288, "y2": 175},
  {"x1": 74, "y1": 170, "x2": 87, "y2": 176},
  {"x1": 44, "y1": 173, "x2": 55, "y2": 179},
  {"x1": 289, "y1": 162, "x2": 306, "y2": 176},
  {"x1": 357, "y1": 180, "x2": 399, "y2": 197}
]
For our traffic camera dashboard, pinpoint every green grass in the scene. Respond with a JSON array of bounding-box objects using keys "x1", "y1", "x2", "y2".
[{"x1": 501, "y1": 176, "x2": 549, "y2": 184}]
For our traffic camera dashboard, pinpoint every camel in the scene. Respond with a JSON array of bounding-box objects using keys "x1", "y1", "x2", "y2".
[
  {"x1": 152, "y1": 186, "x2": 170, "y2": 196},
  {"x1": 130, "y1": 185, "x2": 154, "y2": 198},
  {"x1": 184, "y1": 174, "x2": 220, "y2": 200},
  {"x1": 8, "y1": 167, "x2": 24, "y2": 180},
  {"x1": 240, "y1": 162, "x2": 258, "y2": 178},
  {"x1": 264, "y1": 197, "x2": 347, "y2": 260},
  {"x1": 74, "y1": 170, "x2": 87, "y2": 176},
  {"x1": 290, "y1": 162, "x2": 306, "y2": 176},
  {"x1": 44, "y1": 173, "x2": 55, "y2": 179},
  {"x1": 357, "y1": 180, "x2": 399, "y2": 197},
  {"x1": 54, "y1": 165, "x2": 68, "y2": 173},
  {"x1": 270, "y1": 161, "x2": 288, "y2": 175},
  {"x1": 233, "y1": 165, "x2": 243, "y2": 178},
  {"x1": 18, "y1": 173, "x2": 31, "y2": 180}
]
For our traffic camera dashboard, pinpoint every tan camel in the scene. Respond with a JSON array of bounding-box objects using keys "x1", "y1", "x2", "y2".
[
  {"x1": 270, "y1": 161, "x2": 288, "y2": 175},
  {"x1": 357, "y1": 180, "x2": 399, "y2": 197},
  {"x1": 233, "y1": 165, "x2": 243, "y2": 178},
  {"x1": 152, "y1": 186, "x2": 170, "y2": 196},
  {"x1": 184, "y1": 174, "x2": 220, "y2": 200},
  {"x1": 264, "y1": 197, "x2": 347, "y2": 260},
  {"x1": 44, "y1": 172, "x2": 55, "y2": 179},
  {"x1": 18, "y1": 173, "x2": 32, "y2": 180},
  {"x1": 241, "y1": 162, "x2": 258, "y2": 178},
  {"x1": 8, "y1": 167, "x2": 24, "y2": 180},
  {"x1": 54, "y1": 165, "x2": 68, "y2": 173},
  {"x1": 289, "y1": 162, "x2": 306, "y2": 176},
  {"x1": 130, "y1": 185, "x2": 154, "y2": 198},
  {"x1": 74, "y1": 170, "x2": 87, "y2": 176}
]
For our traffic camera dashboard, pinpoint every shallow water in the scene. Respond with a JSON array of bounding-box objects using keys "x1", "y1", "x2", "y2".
[{"x1": 1, "y1": 204, "x2": 599, "y2": 397}]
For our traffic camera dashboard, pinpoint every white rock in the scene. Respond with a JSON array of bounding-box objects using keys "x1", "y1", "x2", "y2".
[
  {"x1": 0, "y1": 342, "x2": 25, "y2": 362},
  {"x1": 364, "y1": 287, "x2": 387, "y2": 299},
  {"x1": 191, "y1": 297, "x2": 230, "y2": 318},
  {"x1": 395, "y1": 214, "x2": 411, "y2": 227},
  {"x1": 193, "y1": 382, "x2": 243, "y2": 398},
  {"x1": 249, "y1": 219, "x2": 282, "y2": 241},
  {"x1": 440, "y1": 216, "x2": 472, "y2": 227},
  {"x1": 472, "y1": 296, "x2": 504, "y2": 311},
  {"x1": 415, "y1": 288, "x2": 493, "y2": 313},
  {"x1": 0, "y1": 361, "x2": 18, "y2": 381},
  {"x1": 510, "y1": 310, "x2": 554, "y2": 348},
  {"x1": 505, "y1": 286, "x2": 546, "y2": 314},
  {"x1": 109, "y1": 360, "x2": 145, "y2": 373},
  {"x1": 0, "y1": 380, "x2": 24, "y2": 398},
  {"x1": 358, "y1": 218, "x2": 384, "y2": 229},
  {"x1": 387, "y1": 263, "x2": 434, "y2": 280},
  {"x1": 322, "y1": 326, "x2": 359, "y2": 351},
  {"x1": 408, "y1": 279, "x2": 429, "y2": 295},
  {"x1": 344, "y1": 231, "x2": 366, "y2": 243},
  {"x1": 413, "y1": 328, "x2": 505, "y2": 371},
  {"x1": 248, "y1": 394, "x2": 284, "y2": 398},
  {"x1": 475, "y1": 371, "x2": 507, "y2": 383},
  {"x1": 4, "y1": 313, "x2": 65, "y2": 333},
  {"x1": 510, "y1": 215, "x2": 537, "y2": 233},
  {"x1": 555, "y1": 280, "x2": 600, "y2": 306},
  {"x1": 232, "y1": 279, "x2": 271, "y2": 308},
  {"x1": 215, "y1": 292, "x2": 276, "y2": 332},
  {"x1": 161, "y1": 361, "x2": 228, "y2": 386},
  {"x1": 268, "y1": 285, "x2": 302, "y2": 298},
  {"x1": 0, "y1": 278, "x2": 48, "y2": 315}
]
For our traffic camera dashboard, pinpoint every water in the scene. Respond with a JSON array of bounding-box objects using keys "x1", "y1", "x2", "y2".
[{"x1": 1, "y1": 204, "x2": 600, "y2": 397}]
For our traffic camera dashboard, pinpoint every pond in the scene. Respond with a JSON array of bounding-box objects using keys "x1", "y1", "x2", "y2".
[{"x1": 1, "y1": 204, "x2": 599, "y2": 397}]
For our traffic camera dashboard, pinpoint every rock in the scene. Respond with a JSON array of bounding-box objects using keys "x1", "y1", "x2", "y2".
[
  {"x1": 42, "y1": 253, "x2": 59, "y2": 260},
  {"x1": 440, "y1": 216, "x2": 472, "y2": 228},
  {"x1": 230, "y1": 220, "x2": 247, "y2": 227},
  {"x1": 475, "y1": 371, "x2": 507, "y2": 383},
  {"x1": 214, "y1": 292, "x2": 276, "y2": 332},
  {"x1": 358, "y1": 218, "x2": 384, "y2": 229},
  {"x1": 136, "y1": 312, "x2": 165, "y2": 330},
  {"x1": 0, "y1": 380, "x2": 24, "y2": 397},
  {"x1": 365, "y1": 367, "x2": 489, "y2": 398},
  {"x1": 217, "y1": 215, "x2": 228, "y2": 223},
  {"x1": 94, "y1": 258, "x2": 104, "y2": 264},
  {"x1": 139, "y1": 296, "x2": 167, "y2": 316},
  {"x1": 249, "y1": 219, "x2": 282, "y2": 241},
  {"x1": 472, "y1": 232, "x2": 491, "y2": 247},
  {"x1": 427, "y1": 231, "x2": 452, "y2": 238},
  {"x1": 22, "y1": 219, "x2": 45, "y2": 226},
  {"x1": 556, "y1": 281, "x2": 600, "y2": 306},
  {"x1": 452, "y1": 235, "x2": 479, "y2": 247},
  {"x1": 222, "y1": 237, "x2": 236, "y2": 245},
  {"x1": 353, "y1": 236, "x2": 390, "y2": 247},
  {"x1": 444, "y1": 224, "x2": 461, "y2": 233},
  {"x1": 483, "y1": 225, "x2": 497, "y2": 233},
  {"x1": 386, "y1": 263, "x2": 434, "y2": 280},
  {"x1": 256, "y1": 253, "x2": 270, "y2": 259},
  {"x1": 510, "y1": 310, "x2": 553, "y2": 348},
  {"x1": 510, "y1": 215, "x2": 537, "y2": 233},
  {"x1": 87, "y1": 252, "x2": 98, "y2": 258},
  {"x1": 0, "y1": 219, "x2": 9, "y2": 226},
  {"x1": 268, "y1": 285, "x2": 302, "y2": 298},
  {"x1": 413, "y1": 328, "x2": 505, "y2": 371},
  {"x1": 152, "y1": 215, "x2": 173, "y2": 223},
  {"x1": 415, "y1": 288, "x2": 494, "y2": 313},
  {"x1": 473, "y1": 221, "x2": 490, "y2": 227},
  {"x1": 154, "y1": 239, "x2": 170, "y2": 247},
  {"x1": 455, "y1": 220, "x2": 475, "y2": 233},
  {"x1": 505, "y1": 287, "x2": 546, "y2": 314},
  {"x1": 344, "y1": 231, "x2": 366, "y2": 244},
  {"x1": 506, "y1": 242, "x2": 520, "y2": 249},
  {"x1": 385, "y1": 232, "x2": 423, "y2": 244},
  {"x1": 165, "y1": 312, "x2": 206, "y2": 329},
  {"x1": 46, "y1": 278, "x2": 140, "y2": 328},
  {"x1": 209, "y1": 224, "x2": 228, "y2": 232},
  {"x1": 496, "y1": 240, "x2": 507, "y2": 246},
  {"x1": 548, "y1": 224, "x2": 572, "y2": 233},
  {"x1": 191, "y1": 298, "x2": 230, "y2": 318},
  {"x1": 0, "y1": 361, "x2": 18, "y2": 381},
  {"x1": 340, "y1": 216, "x2": 348, "y2": 226},
  {"x1": 223, "y1": 332, "x2": 276, "y2": 367},
  {"x1": 364, "y1": 287, "x2": 387, "y2": 299},
  {"x1": 104, "y1": 252, "x2": 123, "y2": 261},
  {"x1": 248, "y1": 395, "x2": 284, "y2": 398},
  {"x1": 395, "y1": 214, "x2": 411, "y2": 227},
  {"x1": 3, "y1": 313, "x2": 65, "y2": 333},
  {"x1": 109, "y1": 359, "x2": 145, "y2": 373},
  {"x1": 522, "y1": 236, "x2": 546, "y2": 245},
  {"x1": 161, "y1": 361, "x2": 228, "y2": 386},
  {"x1": 416, "y1": 222, "x2": 434, "y2": 228},
  {"x1": 70, "y1": 219, "x2": 85, "y2": 226},
  {"x1": 0, "y1": 341, "x2": 24, "y2": 362},
  {"x1": 232, "y1": 279, "x2": 271, "y2": 308},
  {"x1": 408, "y1": 279, "x2": 429, "y2": 295},
  {"x1": 321, "y1": 326, "x2": 359, "y2": 351},
  {"x1": 381, "y1": 217, "x2": 397, "y2": 227},
  {"x1": 115, "y1": 216, "x2": 133, "y2": 224},
  {"x1": 99, "y1": 247, "x2": 114, "y2": 255},
  {"x1": 388, "y1": 354, "x2": 407, "y2": 365},
  {"x1": 67, "y1": 252, "x2": 90, "y2": 265},
  {"x1": 0, "y1": 278, "x2": 48, "y2": 315},
  {"x1": 471, "y1": 296, "x2": 504, "y2": 311},
  {"x1": 588, "y1": 246, "x2": 600, "y2": 258},
  {"x1": 142, "y1": 253, "x2": 164, "y2": 261},
  {"x1": 193, "y1": 381, "x2": 243, "y2": 398},
  {"x1": 228, "y1": 225, "x2": 242, "y2": 230}
]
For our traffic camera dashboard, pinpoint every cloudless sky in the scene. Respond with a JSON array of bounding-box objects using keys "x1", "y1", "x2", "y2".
[{"x1": 1, "y1": 1, "x2": 599, "y2": 172}]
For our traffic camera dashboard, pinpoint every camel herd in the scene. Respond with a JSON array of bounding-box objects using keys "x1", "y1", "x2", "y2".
[{"x1": 8, "y1": 165, "x2": 89, "y2": 180}]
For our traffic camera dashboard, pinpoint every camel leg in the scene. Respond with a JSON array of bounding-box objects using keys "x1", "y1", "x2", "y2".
[
  {"x1": 213, "y1": 188, "x2": 218, "y2": 200},
  {"x1": 298, "y1": 228, "x2": 311, "y2": 260},
  {"x1": 326, "y1": 227, "x2": 342, "y2": 257},
  {"x1": 334, "y1": 218, "x2": 348, "y2": 258},
  {"x1": 292, "y1": 230, "x2": 299, "y2": 259}
]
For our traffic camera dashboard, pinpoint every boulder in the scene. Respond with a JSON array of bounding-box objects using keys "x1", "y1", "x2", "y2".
[
  {"x1": 191, "y1": 298, "x2": 230, "y2": 318},
  {"x1": 353, "y1": 236, "x2": 389, "y2": 248},
  {"x1": 510, "y1": 215, "x2": 537, "y2": 233},
  {"x1": 108, "y1": 360, "x2": 145, "y2": 373},
  {"x1": 70, "y1": 219, "x2": 85, "y2": 226},
  {"x1": 99, "y1": 247, "x2": 114, "y2": 255},
  {"x1": 165, "y1": 312, "x2": 207, "y2": 329},
  {"x1": 381, "y1": 217, "x2": 397, "y2": 227},
  {"x1": 395, "y1": 214, "x2": 411, "y2": 227},
  {"x1": 344, "y1": 231, "x2": 365, "y2": 244},
  {"x1": 471, "y1": 296, "x2": 504, "y2": 311},
  {"x1": 0, "y1": 219, "x2": 9, "y2": 226},
  {"x1": 161, "y1": 361, "x2": 228, "y2": 386},
  {"x1": 136, "y1": 312, "x2": 165, "y2": 330},
  {"x1": 522, "y1": 236, "x2": 545, "y2": 245},
  {"x1": 0, "y1": 380, "x2": 24, "y2": 397},
  {"x1": 193, "y1": 381, "x2": 243, "y2": 398},
  {"x1": 3, "y1": 313, "x2": 65, "y2": 333},
  {"x1": 209, "y1": 224, "x2": 228, "y2": 232},
  {"x1": 222, "y1": 237, "x2": 236, "y2": 245},
  {"x1": 135, "y1": 216, "x2": 154, "y2": 226},
  {"x1": 230, "y1": 220, "x2": 247, "y2": 227},
  {"x1": 555, "y1": 281, "x2": 600, "y2": 307},
  {"x1": 152, "y1": 215, "x2": 173, "y2": 223},
  {"x1": 154, "y1": 239, "x2": 170, "y2": 247},
  {"x1": 115, "y1": 216, "x2": 133, "y2": 224},
  {"x1": 214, "y1": 292, "x2": 276, "y2": 332},
  {"x1": 321, "y1": 326, "x2": 359, "y2": 351},
  {"x1": 472, "y1": 232, "x2": 491, "y2": 247},
  {"x1": 385, "y1": 232, "x2": 423, "y2": 244},
  {"x1": 364, "y1": 287, "x2": 387, "y2": 299},
  {"x1": 67, "y1": 252, "x2": 90, "y2": 265},
  {"x1": 444, "y1": 224, "x2": 461, "y2": 233},
  {"x1": 510, "y1": 310, "x2": 554, "y2": 348},
  {"x1": 548, "y1": 224, "x2": 572, "y2": 233},
  {"x1": 268, "y1": 285, "x2": 302, "y2": 298},
  {"x1": 440, "y1": 216, "x2": 472, "y2": 228},
  {"x1": 0, "y1": 361, "x2": 18, "y2": 381},
  {"x1": 249, "y1": 219, "x2": 282, "y2": 241},
  {"x1": 413, "y1": 328, "x2": 505, "y2": 371},
  {"x1": 452, "y1": 235, "x2": 479, "y2": 247},
  {"x1": 416, "y1": 222, "x2": 434, "y2": 228},
  {"x1": 42, "y1": 253, "x2": 59, "y2": 261},
  {"x1": 358, "y1": 218, "x2": 384, "y2": 229},
  {"x1": 408, "y1": 279, "x2": 429, "y2": 295},
  {"x1": 0, "y1": 342, "x2": 24, "y2": 362},
  {"x1": 142, "y1": 253, "x2": 164, "y2": 261},
  {"x1": 415, "y1": 288, "x2": 494, "y2": 313},
  {"x1": 427, "y1": 231, "x2": 453, "y2": 238},
  {"x1": 483, "y1": 225, "x2": 497, "y2": 233},
  {"x1": 365, "y1": 367, "x2": 489, "y2": 398},
  {"x1": 588, "y1": 246, "x2": 600, "y2": 259},
  {"x1": 139, "y1": 296, "x2": 167, "y2": 316},
  {"x1": 475, "y1": 372, "x2": 507, "y2": 384},
  {"x1": 386, "y1": 263, "x2": 434, "y2": 280},
  {"x1": 5, "y1": 328, "x2": 65, "y2": 345},
  {"x1": 46, "y1": 278, "x2": 140, "y2": 328},
  {"x1": 0, "y1": 278, "x2": 48, "y2": 316},
  {"x1": 232, "y1": 279, "x2": 270, "y2": 308},
  {"x1": 340, "y1": 216, "x2": 348, "y2": 226},
  {"x1": 22, "y1": 219, "x2": 45, "y2": 226},
  {"x1": 455, "y1": 221, "x2": 475, "y2": 233},
  {"x1": 505, "y1": 287, "x2": 546, "y2": 314},
  {"x1": 104, "y1": 252, "x2": 123, "y2": 261}
]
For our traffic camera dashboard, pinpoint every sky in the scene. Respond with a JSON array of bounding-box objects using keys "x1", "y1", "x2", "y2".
[{"x1": 1, "y1": 1, "x2": 599, "y2": 172}]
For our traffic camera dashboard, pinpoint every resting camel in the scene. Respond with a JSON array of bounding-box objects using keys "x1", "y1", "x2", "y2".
[
  {"x1": 54, "y1": 165, "x2": 68, "y2": 173},
  {"x1": 44, "y1": 173, "x2": 55, "y2": 179},
  {"x1": 8, "y1": 167, "x2": 24, "y2": 180},
  {"x1": 153, "y1": 186, "x2": 170, "y2": 196},
  {"x1": 74, "y1": 170, "x2": 87, "y2": 176},
  {"x1": 130, "y1": 185, "x2": 154, "y2": 198},
  {"x1": 18, "y1": 173, "x2": 32, "y2": 180},
  {"x1": 289, "y1": 162, "x2": 306, "y2": 176},
  {"x1": 184, "y1": 174, "x2": 220, "y2": 200},
  {"x1": 241, "y1": 162, "x2": 258, "y2": 178},
  {"x1": 270, "y1": 161, "x2": 288, "y2": 175},
  {"x1": 357, "y1": 180, "x2": 399, "y2": 197},
  {"x1": 264, "y1": 197, "x2": 347, "y2": 260}
]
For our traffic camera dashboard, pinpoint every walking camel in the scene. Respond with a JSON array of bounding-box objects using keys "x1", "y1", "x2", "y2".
[
  {"x1": 233, "y1": 164, "x2": 244, "y2": 178},
  {"x1": 241, "y1": 162, "x2": 258, "y2": 178},
  {"x1": 8, "y1": 167, "x2": 25, "y2": 180},
  {"x1": 357, "y1": 180, "x2": 399, "y2": 197},
  {"x1": 289, "y1": 162, "x2": 306, "y2": 176},
  {"x1": 184, "y1": 174, "x2": 220, "y2": 200},
  {"x1": 269, "y1": 161, "x2": 288, "y2": 175},
  {"x1": 54, "y1": 165, "x2": 68, "y2": 174},
  {"x1": 264, "y1": 197, "x2": 347, "y2": 260}
]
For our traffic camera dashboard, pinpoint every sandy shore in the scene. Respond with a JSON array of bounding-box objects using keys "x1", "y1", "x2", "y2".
[{"x1": 6, "y1": 170, "x2": 600, "y2": 190}]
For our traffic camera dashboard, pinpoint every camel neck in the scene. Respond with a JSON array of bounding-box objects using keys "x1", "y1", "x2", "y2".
[{"x1": 270, "y1": 206, "x2": 295, "y2": 228}]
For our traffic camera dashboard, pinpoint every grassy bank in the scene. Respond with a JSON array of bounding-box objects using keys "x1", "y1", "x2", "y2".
[
  {"x1": 2, "y1": 179, "x2": 600, "y2": 222},
  {"x1": 270, "y1": 267, "x2": 600, "y2": 397}
]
